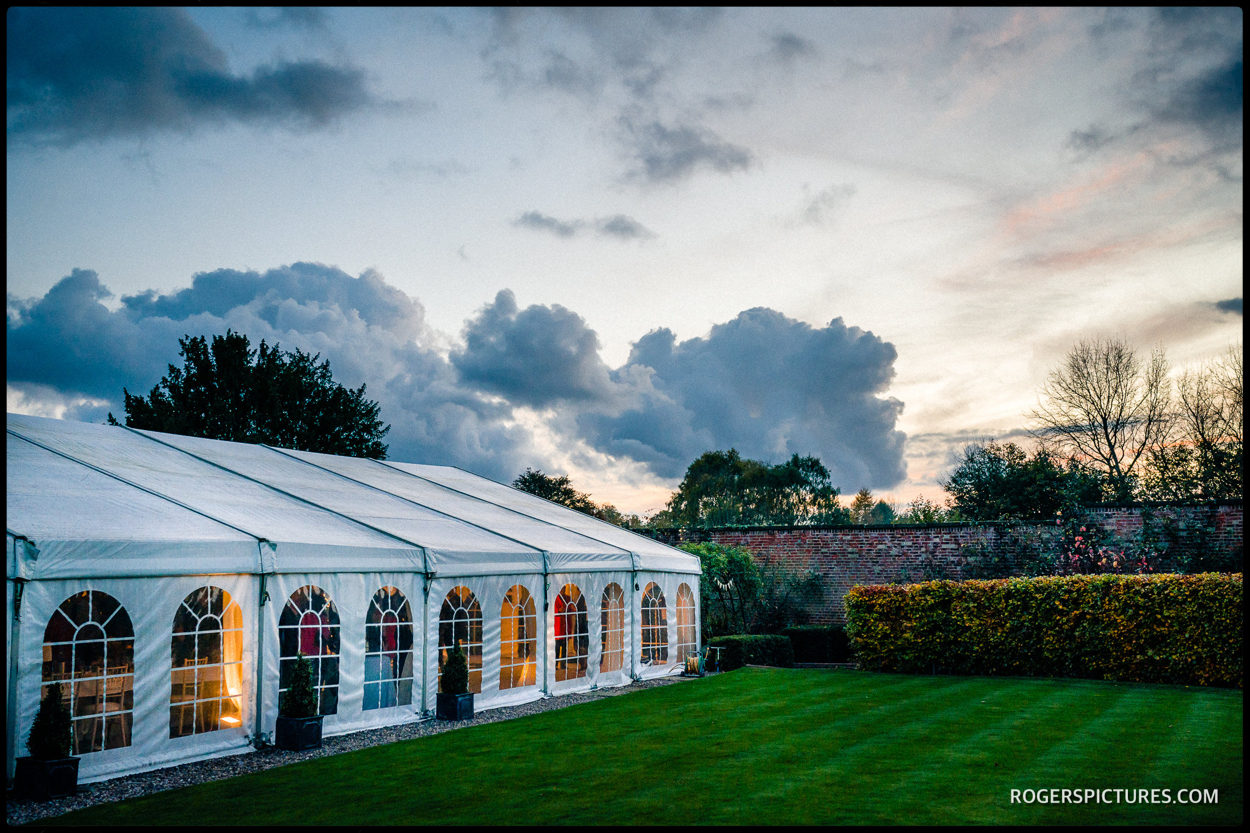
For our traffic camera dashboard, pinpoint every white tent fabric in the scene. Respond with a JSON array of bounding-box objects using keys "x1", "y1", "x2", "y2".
[{"x1": 6, "y1": 414, "x2": 701, "y2": 784}]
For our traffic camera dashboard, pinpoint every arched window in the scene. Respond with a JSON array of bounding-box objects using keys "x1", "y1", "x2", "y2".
[
  {"x1": 676, "y1": 583, "x2": 697, "y2": 665},
  {"x1": 278, "y1": 585, "x2": 340, "y2": 715},
  {"x1": 41, "y1": 591, "x2": 134, "y2": 755},
  {"x1": 600, "y1": 583, "x2": 625, "y2": 673},
  {"x1": 554, "y1": 584, "x2": 589, "y2": 682},
  {"x1": 640, "y1": 582, "x2": 668, "y2": 666},
  {"x1": 438, "y1": 586, "x2": 482, "y2": 693},
  {"x1": 364, "y1": 587, "x2": 414, "y2": 710},
  {"x1": 170, "y1": 586, "x2": 244, "y2": 738},
  {"x1": 500, "y1": 585, "x2": 537, "y2": 690}
]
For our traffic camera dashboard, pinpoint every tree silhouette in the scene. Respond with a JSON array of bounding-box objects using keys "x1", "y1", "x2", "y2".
[{"x1": 108, "y1": 330, "x2": 389, "y2": 458}]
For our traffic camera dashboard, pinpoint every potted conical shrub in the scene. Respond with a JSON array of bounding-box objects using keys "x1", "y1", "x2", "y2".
[
  {"x1": 275, "y1": 653, "x2": 324, "y2": 751},
  {"x1": 436, "y1": 640, "x2": 474, "y2": 720},
  {"x1": 15, "y1": 683, "x2": 79, "y2": 801}
]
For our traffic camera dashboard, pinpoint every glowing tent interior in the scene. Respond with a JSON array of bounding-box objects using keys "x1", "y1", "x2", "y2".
[{"x1": 6, "y1": 413, "x2": 701, "y2": 784}]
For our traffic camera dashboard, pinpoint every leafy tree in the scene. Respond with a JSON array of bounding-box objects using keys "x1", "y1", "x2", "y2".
[
  {"x1": 679, "y1": 542, "x2": 823, "y2": 636},
  {"x1": 108, "y1": 330, "x2": 389, "y2": 458},
  {"x1": 941, "y1": 441, "x2": 1106, "y2": 521},
  {"x1": 893, "y1": 495, "x2": 963, "y2": 524},
  {"x1": 1028, "y1": 337, "x2": 1171, "y2": 502},
  {"x1": 512, "y1": 468, "x2": 599, "y2": 514},
  {"x1": 663, "y1": 449, "x2": 849, "y2": 528},
  {"x1": 849, "y1": 489, "x2": 876, "y2": 524},
  {"x1": 510, "y1": 468, "x2": 645, "y2": 527},
  {"x1": 680, "y1": 543, "x2": 763, "y2": 638}
]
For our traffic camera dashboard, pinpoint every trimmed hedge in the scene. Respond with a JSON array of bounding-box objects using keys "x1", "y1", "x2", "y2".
[
  {"x1": 708, "y1": 635, "x2": 795, "y2": 671},
  {"x1": 780, "y1": 625, "x2": 853, "y2": 663},
  {"x1": 845, "y1": 573, "x2": 1242, "y2": 688}
]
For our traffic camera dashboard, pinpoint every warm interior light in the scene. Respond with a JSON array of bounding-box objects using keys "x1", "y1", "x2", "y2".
[{"x1": 219, "y1": 716, "x2": 242, "y2": 726}]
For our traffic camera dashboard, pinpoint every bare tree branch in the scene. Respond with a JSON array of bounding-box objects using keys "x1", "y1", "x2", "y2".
[{"x1": 1028, "y1": 336, "x2": 1172, "y2": 500}]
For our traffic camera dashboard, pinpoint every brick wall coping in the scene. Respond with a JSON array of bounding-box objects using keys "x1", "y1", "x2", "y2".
[
  {"x1": 641, "y1": 500, "x2": 1242, "y2": 536},
  {"x1": 1079, "y1": 499, "x2": 1241, "y2": 509}
]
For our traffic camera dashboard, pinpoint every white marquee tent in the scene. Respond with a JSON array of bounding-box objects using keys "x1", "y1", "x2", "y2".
[{"x1": 6, "y1": 413, "x2": 701, "y2": 783}]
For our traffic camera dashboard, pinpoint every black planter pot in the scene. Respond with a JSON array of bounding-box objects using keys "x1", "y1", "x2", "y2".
[
  {"x1": 14, "y1": 755, "x2": 79, "y2": 802},
  {"x1": 436, "y1": 692, "x2": 474, "y2": 721},
  {"x1": 274, "y1": 715, "x2": 324, "y2": 751}
]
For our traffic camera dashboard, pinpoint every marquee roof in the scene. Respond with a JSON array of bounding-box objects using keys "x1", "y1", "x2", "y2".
[{"x1": 6, "y1": 413, "x2": 699, "y2": 580}]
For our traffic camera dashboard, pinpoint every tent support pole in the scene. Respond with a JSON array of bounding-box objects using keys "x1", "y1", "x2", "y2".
[
  {"x1": 630, "y1": 568, "x2": 640, "y2": 681},
  {"x1": 252, "y1": 571, "x2": 271, "y2": 748},
  {"x1": 6, "y1": 571, "x2": 27, "y2": 784},
  {"x1": 421, "y1": 575, "x2": 430, "y2": 717},
  {"x1": 541, "y1": 553, "x2": 551, "y2": 696}
]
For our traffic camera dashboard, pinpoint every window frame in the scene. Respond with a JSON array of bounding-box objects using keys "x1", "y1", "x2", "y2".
[
  {"x1": 675, "y1": 583, "x2": 697, "y2": 666},
  {"x1": 364, "y1": 586, "x2": 414, "y2": 711},
  {"x1": 554, "y1": 583, "x2": 589, "y2": 682},
  {"x1": 599, "y1": 583, "x2": 626, "y2": 673},
  {"x1": 170, "y1": 586, "x2": 244, "y2": 738},
  {"x1": 640, "y1": 582, "x2": 669, "y2": 666},
  {"x1": 41, "y1": 590, "x2": 135, "y2": 755},
  {"x1": 438, "y1": 586, "x2": 483, "y2": 694},
  {"x1": 499, "y1": 585, "x2": 537, "y2": 691},
  {"x1": 277, "y1": 585, "x2": 341, "y2": 716}
]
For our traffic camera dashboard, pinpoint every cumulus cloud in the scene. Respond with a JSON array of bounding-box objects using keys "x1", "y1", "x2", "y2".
[
  {"x1": 577, "y1": 308, "x2": 908, "y2": 488},
  {"x1": 619, "y1": 116, "x2": 754, "y2": 183},
  {"x1": 6, "y1": 7, "x2": 379, "y2": 146},
  {"x1": 451, "y1": 290, "x2": 614, "y2": 408},
  {"x1": 512, "y1": 210, "x2": 655, "y2": 240},
  {"x1": 6, "y1": 264, "x2": 536, "y2": 481},
  {"x1": 9, "y1": 266, "x2": 908, "y2": 492}
]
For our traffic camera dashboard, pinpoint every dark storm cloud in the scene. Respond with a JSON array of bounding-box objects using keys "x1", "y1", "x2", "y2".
[
  {"x1": 596, "y1": 214, "x2": 655, "y2": 240},
  {"x1": 1215, "y1": 298, "x2": 1243, "y2": 315},
  {"x1": 619, "y1": 117, "x2": 754, "y2": 183},
  {"x1": 9, "y1": 267, "x2": 907, "y2": 490},
  {"x1": 513, "y1": 211, "x2": 580, "y2": 238},
  {"x1": 513, "y1": 211, "x2": 656, "y2": 240},
  {"x1": 1153, "y1": 45, "x2": 1243, "y2": 145},
  {"x1": 451, "y1": 290, "x2": 614, "y2": 408},
  {"x1": 768, "y1": 33, "x2": 818, "y2": 65},
  {"x1": 6, "y1": 269, "x2": 193, "y2": 408},
  {"x1": 1066, "y1": 124, "x2": 1119, "y2": 154},
  {"x1": 6, "y1": 265, "x2": 535, "y2": 481},
  {"x1": 6, "y1": 7, "x2": 377, "y2": 146},
  {"x1": 244, "y1": 8, "x2": 327, "y2": 30},
  {"x1": 1140, "y1": 9, "x2": 1243, "y2": 149},
  {"x1": 577, "y1": 309, "x2": 908, "y2": 488}
]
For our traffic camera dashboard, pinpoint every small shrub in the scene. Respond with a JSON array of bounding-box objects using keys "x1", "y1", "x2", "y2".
[
  {"x1": 27, "y1": 683, "x2": 73, "y2": 759},
  {"x1": 781, "y1": 625, "x2": 853, "y2": 663},
  {"x1": 708, "y1": 634, "x2": 795, "y2": 671},
  {"x1": 281, "y1": 653, "x2": 319, "y2": 718},
  {"x1": 442, "y1": 641, "x2": 470, "y2": 695}
]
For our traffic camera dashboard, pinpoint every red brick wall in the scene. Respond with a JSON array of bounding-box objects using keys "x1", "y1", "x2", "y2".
[{"x1": 647, "y1": 501, "x2": 1242, "y2": 625}]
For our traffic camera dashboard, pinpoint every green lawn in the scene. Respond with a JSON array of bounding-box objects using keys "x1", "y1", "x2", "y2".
[{"x1": 46, "y1": 669, "x2": 1242, "y2": 826}]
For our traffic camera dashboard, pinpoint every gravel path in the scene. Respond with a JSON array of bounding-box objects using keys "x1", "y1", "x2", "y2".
[{"x1": 7, "y1": 675, "x2": 697, "y2": 825}]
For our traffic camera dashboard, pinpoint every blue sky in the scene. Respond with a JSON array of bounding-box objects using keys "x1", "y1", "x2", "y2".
[{"x1": 7, "y1": 8, "x2": 1243, "y2": 514}]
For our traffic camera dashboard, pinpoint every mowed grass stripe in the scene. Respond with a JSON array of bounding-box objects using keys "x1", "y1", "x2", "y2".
[
  {"x1": 43, "y1": 669, "x2": 1242, "y2": 826},
  {"x1": 744, "y1": 678, "x2": 1091, "y2": 824}
]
